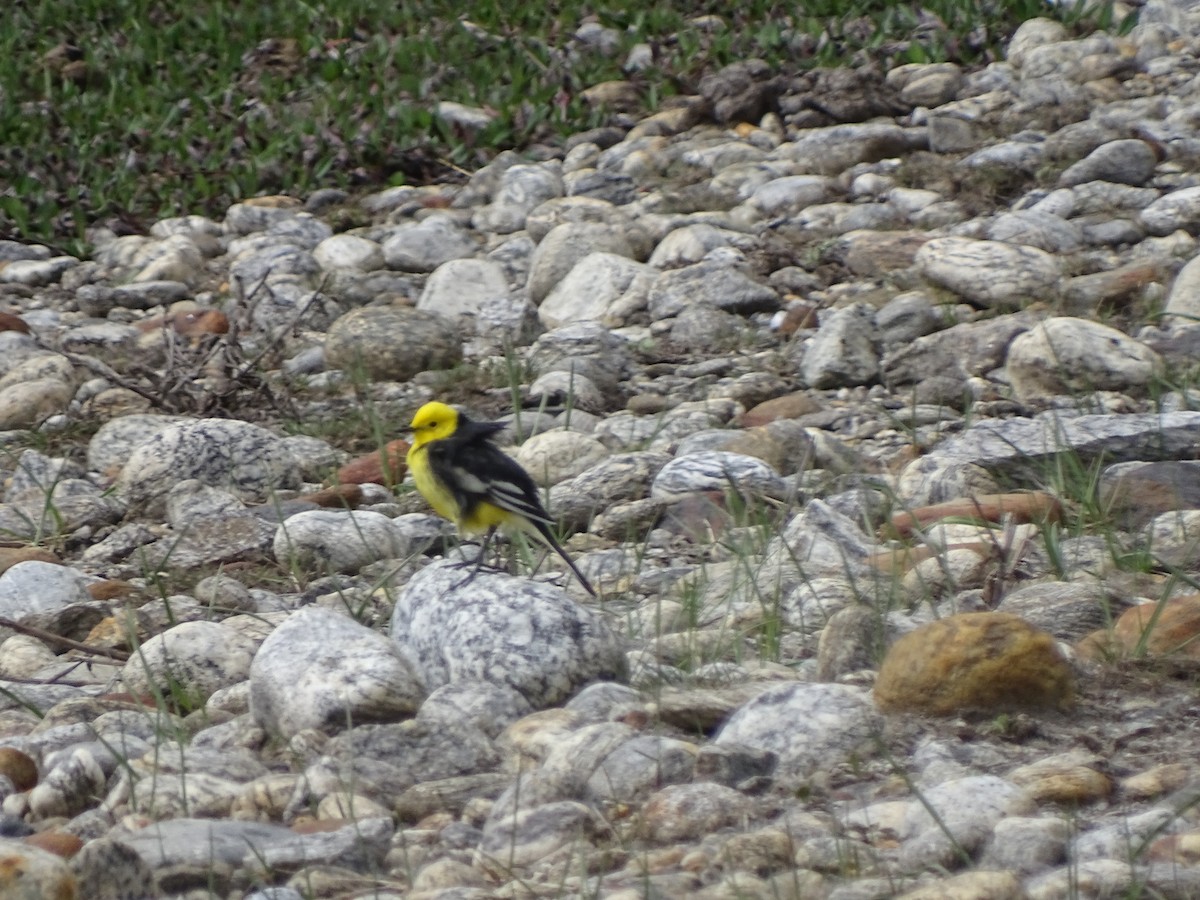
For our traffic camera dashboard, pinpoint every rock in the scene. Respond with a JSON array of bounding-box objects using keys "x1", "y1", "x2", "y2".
[
  {"x1": 916, "y1": 237, "x2": 1061, "y2": 310},
  {"x1": 69, "y1": 837, "x2": 157, "y2": 899},
  {"x1": 250, "y1": 606, "x2": 425, "y2": 737},
  {"x1": 1006, "y1": 317, "x2": 1162, "y2": 401},
  {"x1": 381, "y1": 215, "x2": 477, "y2": 272},
  {"x1": 901, "y1": 775, "x2": 1036, "y2": 869},
  {"x1": 512, "y1": 431, "x2": 610, "y2": 486},
  {"x1": 324, "y1": 306, "x2": 461, "y2": 380},
  {"x1": 312, "y1": 234, "x2": 384, "y2": 272},
  {"x1": 927, "y1": 411, "x2": 1200, "y2": 475},
  {"x1": 416, "y1": 258, "x2": 509, "y2": 326},
  {"x1": 478, "y1": 800, "x2": 604, "y2": 873},
  {"x1": 639, "y1": 782, "x2": 751, "y2": 843},
  {"x1": 1078, "y1": 594, "x2": 1200, "y2": 662},
  {"x1": 539, "y1": 252, "x2": 654, "y2": 329},
  {"x1": 1141, "y1": 186, "x2": 1200, "y2": 236},
  {"x1": 527, "y1": 222, "x2": 636, "y2": 303},
  {"x1": 0, "y1": 561, "x2": 94, "y2": 622},
  {"x1": 115, "y1": 419, "x2": 301, "y2": 509},
  {"x1": 0, "y1": 378, "x2": 74, "y2": 429},
  {"x1": 272, "y1": 509, "x2": 420, "y2": 573},
  {"x1": 1059, "y1": 139, "x2": 1159, "y2": 187},
  {"x1": 875, "y1": 612, "x2": 1075, "y2": 715},
  {"x1": 647, "y1": 256, "x2": 779, "y2": 320},
  {"x1": 0, "y1": 840, "x2": 77, "y2": 898},
  {"x1": 118, "y1": 620, "x2": 258, "y2": 706},
  {"x1": 714, "y1": 683, "x2": 882, "y2": 779},
  {"x1": 334, "y1": 439, "x2": 410, "y2": 487},
  {"x1": 391, "y1": 564, "x2": 626, "y2": 708},
  {"x1": 1162, "y1": 252, "x2": 1200, "y2": 324},
  {"x1": 800, "y1": 303, "x2": 881, "y2": 388},
  {"x1": 650, "y1": 451, "x2": 786, "y2": 502},
  {"x1": 980, "y1": 816, "x2": 1070, "y2": 875}
]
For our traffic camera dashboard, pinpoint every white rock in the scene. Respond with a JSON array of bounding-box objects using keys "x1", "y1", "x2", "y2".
[
  {"x1": 651, "y1": 451, "x2": 786, "y2": 502},
  {"x1": 382, "y1": 215, "x2": 478, "y2": 272},
  {"x1": 273, "y1": 509, "x2": 413, "y2": 573},
  {"x1": 118, "y1": 620, "x2": 258, "y2": 703},
  {"x1": 539, "y1": 252, "x2": 654, "y2": 329},
  {"x1": 0, "y1": 256, "x2": 78, "y2": 286},
  {"x1": 250, "y1": 606, "x2": 425, "y2": 737},
  {"x1": 715, "y1": 683, "x2": 882, "y2": 778},
  {"x1": 916, "y1": 236, "x2": 1062, "y2": 309},
  {"x1": 115, "y1": 418, "x2": 301, "y2": 508},
  {"x1": 391, "y1": 563, "x2": 626, "y2": 708},
  {"x1": 312, "y1": 234, "x2": 384, "y2": 272},
  {"x1": 0, "y1": 560, "x2": 94, "y2": 621},
  {"x1": 513, "y1": 431, "x2": 610, "y2": 486},
  {"x1": 416, "y1": 257, "x2": 510, "y2": 324},
  {"x1": 1006, "y1": 317, "x2": 1162, "y2": 401}
]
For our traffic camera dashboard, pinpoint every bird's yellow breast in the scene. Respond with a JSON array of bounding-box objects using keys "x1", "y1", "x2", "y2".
[{"x1": 407, "y1": 442, "x2": 462, "y2": 524}]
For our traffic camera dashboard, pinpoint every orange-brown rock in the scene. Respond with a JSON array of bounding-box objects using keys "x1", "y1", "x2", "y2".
[
  {"x1": 136, "y1": 308, "x2": 229, "y2": 337},
  {"x1": 1077, "y1": 593, "x2": 1200, "y2": 662},
  {"x1": 775, "y1": 302, "x2": 819, "y2": 335},
  {"x1": 0, "y1": 748, "x2": 38, "y2": 792},
  {"x1": 1009, "y1": 752, "x2": 1113, "y2": 804},
  {"x1": 335, "y1": 439, "x2": 409, "y2": 487},
  {"x1": 885, "y1": 491, "x2": 1063, "y2": 539},
  {"x1": 0, "y1": 547, "x2": 60, "y2": 576},
  {"x1": 1122, "y1": 763, "x2": 1192, "y2": 800},
  {"x1": 297, "y1": 484, "x2": 366, "y2": 508},
  {"x1": 738, "y1": 391, "x2": 823, "y2": 427},
  {"x1": 874, "y1": 612, "x2": 1075, "y2": 715},
  {"x1": 86, "y1": 580, "x2": 140, "y2": 603},
  {"x1": 0, "y1": 312, "x2": 31, "y2": 334},
  {"x1": 22, "y1": 832, "x2": 82, "y2": 859}
]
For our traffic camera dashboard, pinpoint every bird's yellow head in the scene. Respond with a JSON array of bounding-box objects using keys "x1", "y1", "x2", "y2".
[{"x1": 409, "y1": 401, "x2": 459, "y2": 447}]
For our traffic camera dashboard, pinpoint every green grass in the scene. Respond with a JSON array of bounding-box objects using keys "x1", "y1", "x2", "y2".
[{"x1": 3, "y1": 0, "x2": 1125, "y2": 253}]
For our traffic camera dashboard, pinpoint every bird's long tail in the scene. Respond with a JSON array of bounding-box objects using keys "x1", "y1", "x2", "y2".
[{"x1": 532, "y1": 521, "x2": 597, "y2": 598}]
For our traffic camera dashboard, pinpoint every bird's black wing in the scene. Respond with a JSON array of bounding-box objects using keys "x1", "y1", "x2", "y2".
[{"x1": 427, "y1": 418, "x2": 554, "y2": 526}]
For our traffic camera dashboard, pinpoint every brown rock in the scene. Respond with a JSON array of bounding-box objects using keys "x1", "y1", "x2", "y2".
[
  {"x1": 580, "y1": 80, "x2": 642, "y2": 113},
  {"x1": 334, "y1": 439, "x2": 409, "y2": 487},
  {"x1": 775, "y1": 302, "x2": 819, "y2": 335},
  {"x1": 1062, "y1": 261, "x2": 1169, "y2": 314},
  {"x1": 0, "y1": 312, "x2": 31, "y2": 334},
  {"x1": 135, "y1": 308, "x2": 229, "y2": 338},
  {"x1": 1078, "y1": 594, "x2": 1200, "y2": 661},
  {"x1": 0, "y1": 747, "x2": 38, "y2": 792},
  {"x1": 242, "y1": 195, "x2": 301, "y2": 209},
  {"x1": 0, "y1": 547, "x2": 60, "y2": 576},
  {"x1": 885, "y1": 491, "x2": 1063, "y2": 539},
  {"x1": 86, "y1": 580, "x2": 140, "y2": 603},
  {"x1": 1122, "y1": 762, "x2": 1192, "y2": 800},
  {"x1": 738, "y1": 391, "x2": 823, "y2": 427},
  {"x1": 297, "y1": 484, "x2": 366, "y2": 508},
  {"x1": 1009, "y1": 752, "x2": 1113, "y2": 804},
  {"x1": 23, "y1": 832, "x2": 82, "y2": 859},
  {"x1": 874, "y1": 612, "x2": 1075, "y2": 715}
]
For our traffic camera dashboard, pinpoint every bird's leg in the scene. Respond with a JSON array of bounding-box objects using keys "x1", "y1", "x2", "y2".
[{"x1": 450, "y1": 526, "x2": 500, "y2": 589}]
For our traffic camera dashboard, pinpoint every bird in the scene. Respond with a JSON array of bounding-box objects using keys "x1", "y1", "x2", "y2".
[{"x1": 406, "y1": 401, "x2": 597, "y2": 597}]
